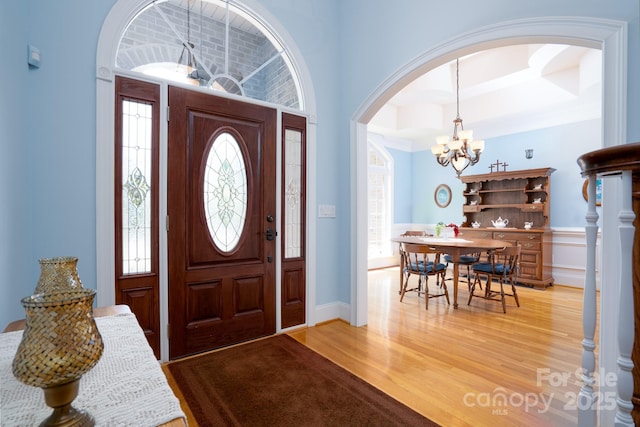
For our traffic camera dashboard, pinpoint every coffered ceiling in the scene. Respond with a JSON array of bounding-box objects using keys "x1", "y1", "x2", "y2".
[{"x1": 368, "y1": 44, "x2": 602, "y2": 147}]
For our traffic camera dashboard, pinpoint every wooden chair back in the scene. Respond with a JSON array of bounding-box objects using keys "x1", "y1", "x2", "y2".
[
  {"x1": 400, "y1": 243, "x2": 442, "y2": 272},
  {"x1": 489, "y1": 245, "x2": 521, "y2": 279},
  {"x1": 401, "y1": 230, "x2": 427, "y2": 237},
  {"x1": 469, "y1": 245, "x2": 522, "y2": 313},
  {"x1": 399, "y1": 243, "x2": 449, "y2": 308}
]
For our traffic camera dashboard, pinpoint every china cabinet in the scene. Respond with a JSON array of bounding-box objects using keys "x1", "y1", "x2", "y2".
[{"x1": 458, "y1": 167, "x2": 555, "y2": 288}]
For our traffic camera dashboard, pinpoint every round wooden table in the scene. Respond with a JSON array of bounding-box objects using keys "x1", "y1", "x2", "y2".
[{"x1": 392, "y1": 235, "x2": 508, "y2": 308}]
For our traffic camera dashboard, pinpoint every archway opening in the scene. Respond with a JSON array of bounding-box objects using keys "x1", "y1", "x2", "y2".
[{"x1": 351, "y1": 17, "x2": 626, "y2": 330}]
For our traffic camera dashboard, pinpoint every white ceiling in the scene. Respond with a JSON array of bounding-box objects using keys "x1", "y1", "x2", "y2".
[{"x1": 368, "y1": 44, "x2": 602, "y2": 148}]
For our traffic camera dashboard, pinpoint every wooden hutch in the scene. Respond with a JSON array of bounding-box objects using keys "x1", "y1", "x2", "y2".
[{"x1": 457, "y1": 167, "x2": 555, "y2": 288}]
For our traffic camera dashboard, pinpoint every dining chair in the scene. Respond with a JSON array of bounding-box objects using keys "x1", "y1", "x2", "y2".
[
  {"x1": 443, "y1": 253, "x2": 481, "y2": 291},
  {"x1": 468, "y1": 245, "x2": 521, "y2": 313},
  {"x1": 399, "y1": 243, "x2": 449, "y2": 309},
  {"x1": 401, "y1": 230, "x2": 427, "y2": 237},
  {"x1": 396, "y1": 231, "x2": 428, "y2": 294}
]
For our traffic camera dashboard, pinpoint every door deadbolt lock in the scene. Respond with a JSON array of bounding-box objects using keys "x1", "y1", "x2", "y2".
[
  {"x1": 265, "y1": 228, "x2": 276, "y2": 241},
  {"x1": 266, "y1": 215, "x2": 274, "y2": 222}
]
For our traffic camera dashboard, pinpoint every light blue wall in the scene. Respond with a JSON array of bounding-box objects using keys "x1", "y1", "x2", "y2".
[
  {"x1": 481, "y1": 120, "x2": 602, "y2": 227},
  {"x1": 0, "y1": 1, "x2": 117, "y2": 330},
  {"x1": 26, "y1": 0, "x2": 115, "y2": 290},
  {"x1": 389, "y1": 119, "x2": 602, "y2": 228},
  {"x1": 0, "y1": 1, "x2": 31, "y2": 326},
  {"x1": 259, "y1": 0, "x2": 344, "y2": 303},
  {"x1": 411, "y1": 150, "x2": 465, "y2": 225},
  {"x1": 1, "y1": 0, "x2": 638, "y2": 328}
]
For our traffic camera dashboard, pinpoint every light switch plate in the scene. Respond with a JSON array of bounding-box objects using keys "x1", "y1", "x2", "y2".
[
  {"x1": 318, "y1": 204, "x2": 336, "y2": 218},
  {"x1": 28, "y1": 44, "x2": 41, "y2": 68}
]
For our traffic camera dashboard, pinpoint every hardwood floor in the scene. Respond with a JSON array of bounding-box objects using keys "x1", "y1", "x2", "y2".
[
  {"x1": 289, "y1": 268, "x2": 592, "y2": 427},
  {"x1": 164, "y1": 267, "x2": 593, "y2": 426}
]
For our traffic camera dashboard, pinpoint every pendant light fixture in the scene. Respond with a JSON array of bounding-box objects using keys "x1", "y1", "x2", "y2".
[
  {"x1": 176, "y1": 0, "x2": 198, "y2": 82},
  {"x1": 430, "y1": 58, "x2": 485, "y2": 176}
]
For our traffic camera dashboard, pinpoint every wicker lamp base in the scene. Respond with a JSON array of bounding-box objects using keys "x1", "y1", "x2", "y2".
[
  {"x1": 11, "y1": 289, "x2": 102, "y2": 427},
  {"x1": 40, "y1": 380, "x2": 94, "y2": 427}
]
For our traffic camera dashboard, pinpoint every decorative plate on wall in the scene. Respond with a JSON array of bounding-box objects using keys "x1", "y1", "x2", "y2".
[{"x1": 434, "y1": 184, "x2": 452, "y2": 208}]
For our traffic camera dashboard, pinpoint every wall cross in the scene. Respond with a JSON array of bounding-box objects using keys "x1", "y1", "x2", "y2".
[{"x1": 489, "y1": 160, "x2": 509, "y2": 173}]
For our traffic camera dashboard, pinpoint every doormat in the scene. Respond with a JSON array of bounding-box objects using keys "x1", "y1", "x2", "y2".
[{"x1": 166, "y1": 334, "x2": 439, "y2": 426}]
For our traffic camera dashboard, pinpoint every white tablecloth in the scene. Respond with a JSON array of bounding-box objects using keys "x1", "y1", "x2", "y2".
[{"x1": 0, "y1": 313, "x2": 186, "y2": 426}]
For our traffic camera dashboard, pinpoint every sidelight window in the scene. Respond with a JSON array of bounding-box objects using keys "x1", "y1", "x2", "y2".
[
  {"x1": 284, "y1": 128, "x2": 303, "y2": 258},
  {"x1": 121, "y1": 100, "x2": 154, "y2": 274}
]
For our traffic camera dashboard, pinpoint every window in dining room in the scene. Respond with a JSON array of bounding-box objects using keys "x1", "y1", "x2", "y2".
[{"x1": 367, "y1": 142, "x2": 393, "y2": 263}]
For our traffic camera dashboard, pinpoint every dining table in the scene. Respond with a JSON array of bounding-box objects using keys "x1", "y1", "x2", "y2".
[{"x1": 391, "y1": 235, "x2": 508, "y2": 309}]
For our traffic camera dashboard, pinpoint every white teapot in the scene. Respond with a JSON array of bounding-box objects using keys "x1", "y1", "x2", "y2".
[
  {"x1": 524, "y1": 222, "x2": 533, "y2": 230},
  {"x1": 491, "y1": 217, "x2": 509, "y2": 228}
]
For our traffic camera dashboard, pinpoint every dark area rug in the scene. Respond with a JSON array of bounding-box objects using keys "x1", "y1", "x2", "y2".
[{"x1": 167, "y1": 334, "x2": 439, "y2": 426}]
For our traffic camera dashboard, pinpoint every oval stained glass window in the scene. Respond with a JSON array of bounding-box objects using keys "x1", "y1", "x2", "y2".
[{"x1": 203, "y1": 132, "x2": 248, "y2": 252}]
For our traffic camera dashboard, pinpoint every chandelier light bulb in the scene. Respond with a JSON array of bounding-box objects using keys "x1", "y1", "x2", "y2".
[
  {"x1": 459, "y1": 129, "x2": 473, "y2": 141},
  {"x1": 452, "y1": 156, "x2": 469, "y2": 173},
  {"x1": 449, "y1": 138, "x2": 463, "y2": 151},
  {"x1": 436, "y1": 135, "x2": 450, "y2": 145},
  {"x1": 470, "y1": 139, "x2": 485, "y2": 152}
]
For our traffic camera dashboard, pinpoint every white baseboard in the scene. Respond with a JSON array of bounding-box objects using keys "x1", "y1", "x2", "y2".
[
  {"x1": 368, "y1": 255, "x2": 398, "y2": 270},
  {"x1": 552, "y1": 270, "x2": 586, "y2": 288},
  {"x1": 314, "y1": 301, "x2": 350, "y2": 324}
]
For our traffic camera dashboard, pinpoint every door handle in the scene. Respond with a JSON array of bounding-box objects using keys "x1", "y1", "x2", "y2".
[{"x1": 265, "y1": 228, "x2": 277, "y2": 241}]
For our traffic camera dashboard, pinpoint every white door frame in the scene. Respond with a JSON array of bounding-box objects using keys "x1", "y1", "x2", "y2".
[{"x1": 95, "y1": 0, "x2": 317, "y2": 361}]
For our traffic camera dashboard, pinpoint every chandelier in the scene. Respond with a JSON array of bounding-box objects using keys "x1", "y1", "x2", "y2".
[{"x1": 430, "y1": 58, "x2": 485, "y2": 176}]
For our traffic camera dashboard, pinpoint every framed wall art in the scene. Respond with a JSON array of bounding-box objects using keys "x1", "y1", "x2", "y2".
[{"x1": 434, "y1": 184, "x2": 452, "y2": 208}]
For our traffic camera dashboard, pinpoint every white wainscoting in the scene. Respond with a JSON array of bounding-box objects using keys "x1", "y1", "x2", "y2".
[{"x1": 550, "y1": 227, "x2": 601, "y2": 289}]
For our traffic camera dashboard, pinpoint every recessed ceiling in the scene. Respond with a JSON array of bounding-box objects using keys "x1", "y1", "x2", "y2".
[{"x1": 368, "y1": 44, "x2": 602, "y2": 147}]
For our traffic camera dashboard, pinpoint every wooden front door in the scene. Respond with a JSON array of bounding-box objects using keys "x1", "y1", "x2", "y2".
[{"x1": 167, "y1": 86, "x2": 276, "y2": 359}]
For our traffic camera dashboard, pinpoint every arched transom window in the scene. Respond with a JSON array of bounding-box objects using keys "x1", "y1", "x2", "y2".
[{"x1": 117, "y1": 0, "x2": 303, "y2": 109}]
